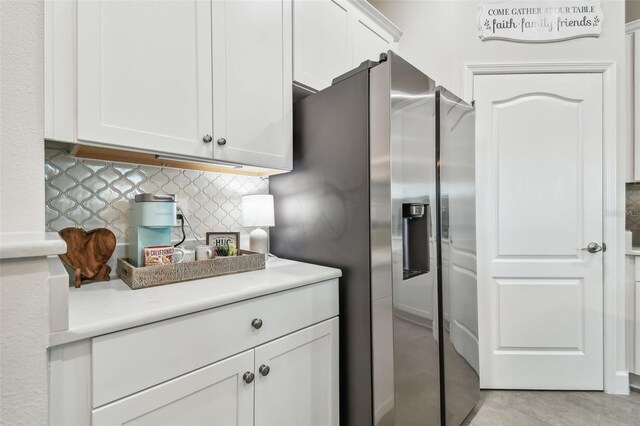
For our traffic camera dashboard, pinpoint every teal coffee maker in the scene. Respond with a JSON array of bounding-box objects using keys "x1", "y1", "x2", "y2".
[{"x1": 129, "y1": 194, "x2": 177, "y2": 266}]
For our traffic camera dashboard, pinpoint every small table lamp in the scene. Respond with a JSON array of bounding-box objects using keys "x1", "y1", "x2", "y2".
[{"x1": 241, "y1": 194, "x2": 275, "y2": 257}]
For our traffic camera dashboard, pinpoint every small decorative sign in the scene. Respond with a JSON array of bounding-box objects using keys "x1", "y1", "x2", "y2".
[
  {"x1": 478, "y1": 0, "x2": 603, "y2": 42},
  {"x1": 206, "y1": 231, "x2": 240, "y2": 247}
]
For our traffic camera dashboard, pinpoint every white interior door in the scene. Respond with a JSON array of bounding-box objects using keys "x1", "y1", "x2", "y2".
[{"x1": 474, "y1": 73, "x2": 603, "y2": 389}]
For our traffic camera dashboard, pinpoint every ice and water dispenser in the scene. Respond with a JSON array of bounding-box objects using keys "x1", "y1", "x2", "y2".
[{"x1": 402, "y1": 202, "x2": 430, "y2": 280}]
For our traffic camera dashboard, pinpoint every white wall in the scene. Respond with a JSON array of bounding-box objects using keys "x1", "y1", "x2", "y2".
[
  {"x1": 0, "y1": 0, "x2": 51, "y2": 424},
  {"x1": 373, "y1": 0, "x2": 628, "y2": 392},
  {"x1": 374, "y1": 0, "x2": 624, "y2": 100}
]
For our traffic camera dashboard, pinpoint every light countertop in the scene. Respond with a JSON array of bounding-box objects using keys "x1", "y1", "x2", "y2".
[{"x1": 48, "y1": 258, "x2": 341, "y2": 347}]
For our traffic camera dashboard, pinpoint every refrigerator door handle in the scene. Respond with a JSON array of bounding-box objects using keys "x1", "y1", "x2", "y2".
[{"x1": 426, "y1": 203, "x2": 432, "y2": 272}]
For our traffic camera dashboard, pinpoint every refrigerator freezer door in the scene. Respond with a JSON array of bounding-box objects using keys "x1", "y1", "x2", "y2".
[
  {"x1": 270, "y1": 68, "x2": 373, "y2": 425},
  {"x1": 438, "y1": 87, "x2": 479, "y2": 425},
  {"x1": 371, "y1": 52, "x2": 439, "y2": 426}
]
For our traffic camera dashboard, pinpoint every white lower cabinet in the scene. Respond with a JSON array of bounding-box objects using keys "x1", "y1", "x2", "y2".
[
  {"x1": 255, "y1": 318, "x2": 339, "y2": 426},
  {"x1": 49, "y1": 279, "x2": 340, "y2": 425},
  {"x1": 92, "y1": 350, "x2": 255, "y2": 426},
  {"x1": 93, "y1": 319, "x2": 339, "y2": 426}
]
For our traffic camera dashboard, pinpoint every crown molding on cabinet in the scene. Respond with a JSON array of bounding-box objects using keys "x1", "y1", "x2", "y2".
[
  {"x1": 350, "y1": 0, "x2": 403, "y2": 41},
  {"x1": 627, "y1": 19, "x2": 640, "y2": 34}
]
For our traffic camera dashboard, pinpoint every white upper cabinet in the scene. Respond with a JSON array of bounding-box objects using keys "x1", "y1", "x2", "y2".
[
  {"x1": 77, "y1": 0, "x2": 213, "y2": 159},
  {"x1": 351, "y1": 13, "x2": 394, "y2": 67},
  {"x1": 293, "y1": 0, "x2": 351, "y2": 92},
  {"x1": 212, "y1": 0, "x2": 292, "y2": 171},
  {"x1": 292, "y1": 0, "x2": 401, "y2": 92},
  {"x1": 46, "y1": 0, "x2": 293, "y2": 171}
]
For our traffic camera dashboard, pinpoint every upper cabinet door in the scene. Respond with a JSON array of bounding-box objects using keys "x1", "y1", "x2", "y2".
[
  {"x1": 293, "y1": 0, "x2": 351, "y2": 92},
  {"x1": 77, "y1": 0, "x2": 213, "y2": 159},
  {"x1": 351, "y1": 14, "x2": 392, "y2": 67},
  {"x1": 213, "y1": 0, "x2": 293, "y2": 171},
  {"x1": 254, "y1": 318, "x2": 339, "y2": 426}
]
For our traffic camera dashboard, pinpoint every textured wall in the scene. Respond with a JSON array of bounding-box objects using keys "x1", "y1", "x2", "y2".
[
  {"x1": 45, "y1": 148, "x2": 269, "y2": 245},
  {"x1": 1, "y1": 0, "x2": 45, "y2": 233},
  {"x1": 0, "y1": 0, "x2": 50, "y2": 425}
]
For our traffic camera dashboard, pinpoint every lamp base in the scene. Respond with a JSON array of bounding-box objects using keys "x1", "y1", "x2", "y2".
[{"x1": 249, "y1": 228, "x2": 268, "y2": 259}]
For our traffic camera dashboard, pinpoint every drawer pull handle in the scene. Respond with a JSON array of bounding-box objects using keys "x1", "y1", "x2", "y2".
[
  {"x1": 243, "y1": 372, "x2": 255, "y2": 384},
  {"x1": 259, "y1": 364, "x2": 270, "y2": 376},
  {"x1": 251, "y1": 318, "x2": 263, "y2": 329}
]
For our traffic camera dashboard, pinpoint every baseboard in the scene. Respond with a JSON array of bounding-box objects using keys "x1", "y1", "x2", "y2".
[{"x1": 609, "y1": 370, "x2": 630, "y2": 395}]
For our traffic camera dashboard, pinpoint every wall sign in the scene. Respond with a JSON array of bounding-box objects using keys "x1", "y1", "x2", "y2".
[{"x1": 478, "y1": 0, "x2": 603, "y2": 42}]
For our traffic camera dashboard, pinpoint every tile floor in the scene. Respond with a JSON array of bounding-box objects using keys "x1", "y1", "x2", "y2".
[{"x1": 462, "y1": 389, "x2": 640, "y2": 426}]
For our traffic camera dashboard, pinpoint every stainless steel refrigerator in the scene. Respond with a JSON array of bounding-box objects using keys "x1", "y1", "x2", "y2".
[{"x1": 270, "y1": 52, "x2": 479, "y2": 426}]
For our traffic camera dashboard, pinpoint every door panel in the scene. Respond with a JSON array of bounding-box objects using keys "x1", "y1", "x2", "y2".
[
  {"x1": 475, "y1": 73, "x2": 603, "y2": 389},
  {"x1": 77, "y1": 0, "x2": 213, "y2": 158},
  {"x1": 496, "y1": 94, "x2": 583, "y2": 256},
  {"x1": 254, "y1": 318, "x2": 339, "y2": 426},
  {"x1": 213, "y1": 0, "x2": 292, "y2": 170},
  {"x1": 92, "y1": 350, "x2": 254, "y2": 426}
]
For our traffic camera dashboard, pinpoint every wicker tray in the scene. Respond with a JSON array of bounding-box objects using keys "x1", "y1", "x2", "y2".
[{"x1": 117, "y1": 250, "x2": 265, "y2": 290}]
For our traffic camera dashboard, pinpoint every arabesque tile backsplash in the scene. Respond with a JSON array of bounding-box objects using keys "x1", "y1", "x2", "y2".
[{"x1": 45, "y1": 148, "x2": 269, "y2": 244}]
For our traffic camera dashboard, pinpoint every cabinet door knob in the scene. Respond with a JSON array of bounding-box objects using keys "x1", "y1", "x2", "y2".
[
  {"x1": 243, "y1": 371, "x2": 255, "y2": 384},
  {"x1": 259, "y1": 364, "x2": 270, "y2": 376},
  {"x1": 217, "y1": 137, "x2": 227, "y2": 146},
  {"x1": 202, "y1": 134, "x2": 213, "y2": 143},
  {"x1": 251, "y1": 318, "x2": 263, "y2": 329}
]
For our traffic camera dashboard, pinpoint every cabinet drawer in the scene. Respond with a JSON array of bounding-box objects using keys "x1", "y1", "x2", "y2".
[{"x1": 92, "y1": 279, "x2": 338, "y2": 407}]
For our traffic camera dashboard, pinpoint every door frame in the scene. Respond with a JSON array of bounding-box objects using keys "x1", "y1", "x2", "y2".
[{"x1": 464, "y1": 62, "x2": 626, "y2": 394}]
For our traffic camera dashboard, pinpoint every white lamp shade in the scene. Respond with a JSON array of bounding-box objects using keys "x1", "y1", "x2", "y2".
[{"x1": 241, "y1": 194, "x2": 275, "y2": 227}]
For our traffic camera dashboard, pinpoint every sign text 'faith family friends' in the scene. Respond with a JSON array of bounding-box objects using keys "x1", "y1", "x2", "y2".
[{"x1": 478, "y1": 0, "x2": 603, "y2": 42}]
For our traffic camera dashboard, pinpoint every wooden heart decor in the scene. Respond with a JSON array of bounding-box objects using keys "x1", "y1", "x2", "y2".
[{"x1": 58, "y1": 228, "x2": 116, "y2": 288}]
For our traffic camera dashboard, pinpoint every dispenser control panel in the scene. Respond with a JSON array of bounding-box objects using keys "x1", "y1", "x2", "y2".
[{"x1": 403, "y1": 203, "x2": 425, "y2": 218}]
